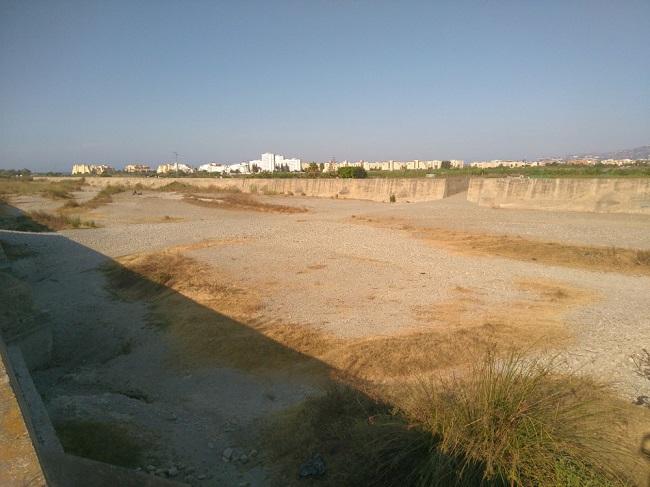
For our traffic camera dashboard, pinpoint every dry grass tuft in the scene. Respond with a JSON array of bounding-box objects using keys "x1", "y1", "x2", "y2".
[
  {"x1": 267, "y1": 353, "x2": 645, "y2": 486},
  {"x1": 26, "y1": 211, "x2": 96, "y2": 230},
  {"x1": 0, "y1": 210, "x2": 96, "y2": 231}
]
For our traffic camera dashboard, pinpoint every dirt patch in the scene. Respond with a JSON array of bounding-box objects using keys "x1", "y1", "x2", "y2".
[
  {"x1": 182, "y1": 193, "x2": 307, "y2": 214},
  {"x1": 105, "y1": 245, "x2": 589, "y2": 383},
  {"x1": 353, "y1": 216, "x2": 650, "y2": 276}
]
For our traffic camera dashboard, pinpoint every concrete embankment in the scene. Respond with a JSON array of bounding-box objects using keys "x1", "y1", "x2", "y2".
[
  {"x1": 44, "y1": 176, "x2": 469, "y2": 203},
  {"x1": 468, "y1": 177, "x2": 650, "y2": 214}
]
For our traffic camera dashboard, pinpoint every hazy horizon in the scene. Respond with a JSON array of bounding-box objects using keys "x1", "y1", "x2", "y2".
[{"x1": 1, "y1": 0, "x2": 649, "y2": 172}]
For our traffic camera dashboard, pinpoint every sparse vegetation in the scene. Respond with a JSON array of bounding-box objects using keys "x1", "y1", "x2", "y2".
[
  {"x1": 631, "y1": 349, "x2": 650, "y2": 381},
  {"x1": 389, "y1": 194, "x2": 396, "y2": 203},
  {"x1": 77, "y1": 184, "x2": 126, "y2": 209},
  {"x1": 0, "y1": 178, "x2": 85, "y2": 201},
  {"x1": 26, "y1": 211, "x2": 96, "y2": 230},
  {"x1": 269, "y1": 353, "x2": 642, "y2": 486},
  {"x1": 356, "y1": 217, "x2": 650, "y2": 276},
  {"x1": 182, "y1": 193, "x2": 307, "y2": 213}
]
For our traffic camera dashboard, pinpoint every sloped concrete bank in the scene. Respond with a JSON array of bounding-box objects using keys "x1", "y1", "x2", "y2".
[
  {"x1": 41, "y1": 176, "x2": 469, "y2": 202},
  {"x1": 1, "y1": 237, "x2": 186, "y2": 487},
  {"x1": 468, "y1": 177, "x2": 650, "y2": 214}
]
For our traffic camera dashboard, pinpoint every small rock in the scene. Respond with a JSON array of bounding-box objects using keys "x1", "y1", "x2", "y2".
[
  {"x1": 634, "y1": 395, "x2": 650, "y2": 406},
  {"x1": 299, "y1": 453, "x2": 326, "y2": 478},
  {"x1": 184, "y1": 475, "x2": 195, "y2": 483},
  {"x1": 197, "y1": 474, "x2": 207, "y2": 480},
  {"x1": 167, "y1": 467, "x2": 179, "y2": 477},
  {"x1": 222, "y1": 447, "x2": 234, "y2": 462},
  {"x1": 239, "y1": 454, "x2": 248, "y2": 464},
  {"x1": 238, "y1": 482, "x2": 250, "y2": 487},
  {"x1": 249, "y1": 449, "x2": 258, "y2": 457},
  {"x1": 146, "y1": 465, "x2": 156, "y2": 472},
  {"x1": 208, "y1": 441, "x2": 215, "y2": 449}
]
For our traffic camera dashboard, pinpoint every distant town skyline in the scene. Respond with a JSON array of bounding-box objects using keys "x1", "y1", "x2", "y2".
[{"x1": 1, "y1": 1, "x2": 649, "y2": 172}]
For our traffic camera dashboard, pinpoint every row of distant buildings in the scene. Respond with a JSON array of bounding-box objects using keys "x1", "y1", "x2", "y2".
[{"x1": 71, "y1": 154, "x2": 645, "y2": 176}]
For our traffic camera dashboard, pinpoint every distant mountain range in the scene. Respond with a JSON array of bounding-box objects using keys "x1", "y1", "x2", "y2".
[{"x1": 566, "y1": 145, "x2": 650, "y2": 160}]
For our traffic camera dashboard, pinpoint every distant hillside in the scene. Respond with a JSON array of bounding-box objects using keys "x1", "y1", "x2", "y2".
[{"x1": 568, "y1": 145, "x2": 650, "y2": 160}]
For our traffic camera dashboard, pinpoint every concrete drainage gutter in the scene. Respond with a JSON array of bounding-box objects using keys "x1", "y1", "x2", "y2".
[{"x1": 1, "y1": 336, "x2": 187, "y2": 487}]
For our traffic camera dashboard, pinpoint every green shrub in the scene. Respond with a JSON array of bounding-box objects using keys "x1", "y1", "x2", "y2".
[{"x1": 337, "y1": 166, "x2": 368, "y2": 178}]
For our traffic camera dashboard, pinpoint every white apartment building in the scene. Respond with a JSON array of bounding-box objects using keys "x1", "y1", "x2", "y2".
[
  {"x1": 198, "y1": 162, "x2": 227, "y2": 173},
  {"x1": 470, "y1": 160, "x2": 526, "y2": 169},
  {"x1": 249, "y1": 153, "x2": 302, "y2": 172},
  {"x1": 227, "y1": 162, "x2": 251, "y2": 174},
  {"x1": 124, "y1": 164, "x2": 151, "y2": 173},
  {"x1": 156, "y1": 162, "x2": 194, "y2": 174},
  {"x1": 71, "y1": 164, "x2": 114, "y2": 175}
]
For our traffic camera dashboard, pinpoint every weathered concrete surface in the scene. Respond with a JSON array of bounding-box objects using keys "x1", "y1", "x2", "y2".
[
  {"x1": 468, "y1": 177, "x2": 650, "y2": 214},
  {"x1": 40, "y1": 176, "x2": 469, "y2": 202},
  {"x1": 0, "y1": 271, "x2": 52, "y2": 370},
  {"x1": 0, "y1": 339, "x2": 46, "y2": 486}
]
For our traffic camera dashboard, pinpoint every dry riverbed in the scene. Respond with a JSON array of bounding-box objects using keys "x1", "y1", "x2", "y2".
[{"x1": 1, "y1": 186, "x2": 650, "y2": 485}]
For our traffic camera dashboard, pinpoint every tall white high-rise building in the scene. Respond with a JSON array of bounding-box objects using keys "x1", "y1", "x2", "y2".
[{"x1": 252, "y1": 153, "x2": 302, "y2": 172}]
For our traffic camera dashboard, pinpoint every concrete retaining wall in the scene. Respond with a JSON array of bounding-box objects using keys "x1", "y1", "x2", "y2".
[
  {"x1": 42, "y1": 176, "x2": 469, "y2": 203},
  {"x1": 467, "y1": 177, "x2": 650, "y2": 214}
]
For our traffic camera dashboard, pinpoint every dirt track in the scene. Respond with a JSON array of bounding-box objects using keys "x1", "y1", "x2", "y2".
[{"x1": 2, "y1": 188, "x2": 650, "y2": 485}]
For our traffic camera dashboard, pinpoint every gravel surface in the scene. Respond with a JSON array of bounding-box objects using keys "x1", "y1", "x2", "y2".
[{"x1": 2, "y1": 189, "x2": 649, "y2": 485}]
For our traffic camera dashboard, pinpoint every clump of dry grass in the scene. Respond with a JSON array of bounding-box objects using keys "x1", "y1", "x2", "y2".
[
  {"x1": 27, "y1": 211, "x2": 96, "y2": 230},
  {"x1": 268, "y1": 354, "x2": 643, "y2": 486},
  {"x1": 392, "y1": 352, "x2": 636, "y2": 486}
]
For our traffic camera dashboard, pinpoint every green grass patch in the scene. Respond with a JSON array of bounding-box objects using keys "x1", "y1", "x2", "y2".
[{"x1": 55, "y1": 420, "x2": 146, "y2": 468}]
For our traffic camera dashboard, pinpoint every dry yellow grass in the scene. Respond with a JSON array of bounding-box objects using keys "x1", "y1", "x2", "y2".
[
  {"x1": 353, "y1": 216, "x2": 650, "y2": 276},
  {"x1": 105, "y1": 247, "x2": 587, "y2": 383},
  {"x1": 182, "y1": 193, "x2": 307, "y2": 214}
]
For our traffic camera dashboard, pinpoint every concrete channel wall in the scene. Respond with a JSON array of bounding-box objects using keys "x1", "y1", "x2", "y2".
[
  {"x1": 467, "y1": 177, "x2": 650, "y2": 214},
  {"x1": 1, "y1": 335, "x2": 187, "y2": 486},
  {"x1": 43, "y1": 176, "x2": 470, "y2": 203}
]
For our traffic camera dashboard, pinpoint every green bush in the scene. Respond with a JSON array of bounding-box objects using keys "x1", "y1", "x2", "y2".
[{"x1": 337, "y1": 166, "x2": 368, "y2": 178}]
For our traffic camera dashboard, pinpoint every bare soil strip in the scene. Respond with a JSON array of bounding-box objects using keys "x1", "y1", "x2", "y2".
[{"x1": 352, "y1": 216, "x2": 650, "y2": 276}]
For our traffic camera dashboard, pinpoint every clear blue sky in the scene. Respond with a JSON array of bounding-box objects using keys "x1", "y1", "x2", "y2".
[{"x1": 1, "y1": 0, "x2": 649, "y2": 171}]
